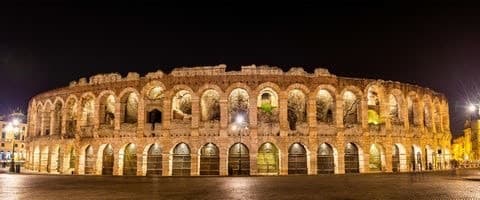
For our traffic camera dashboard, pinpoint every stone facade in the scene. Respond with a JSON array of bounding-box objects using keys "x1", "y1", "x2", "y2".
[
  {"x1": 24, "y1": 65, "x2": 452, "y2": 176},
  {"x1": 0, "y1": 120, "x2": 27, "y2": 165}
]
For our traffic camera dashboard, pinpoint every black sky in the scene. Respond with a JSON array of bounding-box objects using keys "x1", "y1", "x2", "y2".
[{"x1": 0, "y1": 2, "x2": 479, "y2": 135}]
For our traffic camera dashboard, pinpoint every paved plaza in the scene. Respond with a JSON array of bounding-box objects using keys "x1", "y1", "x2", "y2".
[{"x1": 1, "y1": 169, "x2": 480, "y2": 200}]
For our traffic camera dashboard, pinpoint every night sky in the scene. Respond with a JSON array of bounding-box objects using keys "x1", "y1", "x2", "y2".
[{"x1": 0, "y1": 2, "x2": 478, "y2": 136}]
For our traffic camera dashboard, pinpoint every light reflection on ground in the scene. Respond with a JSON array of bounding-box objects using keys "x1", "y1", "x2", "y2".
[{"x1": 0, "y1": 169, "x2": 480, "y2": 199}]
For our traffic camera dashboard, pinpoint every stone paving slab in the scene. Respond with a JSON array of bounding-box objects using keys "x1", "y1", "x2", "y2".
[{"x1": 1, "y1": 169, "x2": 480, "y2": 200}]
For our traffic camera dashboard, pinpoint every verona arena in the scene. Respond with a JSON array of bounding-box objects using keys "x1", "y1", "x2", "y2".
[{"x1": 24, "y1": 64, "x2": 452, "y2": 176}]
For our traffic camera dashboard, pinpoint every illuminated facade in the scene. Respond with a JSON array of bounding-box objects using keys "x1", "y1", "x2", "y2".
[
  {"x1": 24, "y1": 65, "x2": 452, "y2": 176},
  {"x1": 0, "y1": 119, "x2": 27, "y2": 166},
  {"x1": 452, "y1": 120, "x2": 480, "y2": 165}
]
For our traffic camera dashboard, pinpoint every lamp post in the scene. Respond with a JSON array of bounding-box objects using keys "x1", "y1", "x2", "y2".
[
  {"x1": 6, "y1": 119, "x2": 20, "y2": 173},
  {"x1": 234, "y1": 114, "x2": 247, "y2": 175}
]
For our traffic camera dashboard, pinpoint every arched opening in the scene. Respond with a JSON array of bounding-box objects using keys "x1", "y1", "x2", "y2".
[
  {"x1": 257, "y1": 142, "x2": 279, "y2": 175},
  {"x1": 228, "y1": 143, "x2": 250, "y2": 176},
  {"x1": 287, "y1": 89, "x2": 307, "y2": 131},
  {"x1": 145, "y1": 86, "x2": 165, "y2": 131},
  {"x1": 84, "y1": 145, "x2": 95, "y2": 175},
  {"x1": 345, "y1": 143, "x2": 359, "y2": 173},
  {"x1": 367, "y1": 87, "x2": 381, "y2": 125},
  {"x1": 392, "y1": 145, "x2": 400, "y2": 172},
  {"x1": 172, "y1": 90, "x2": 192, "y2": 121},
  {"x1": 425, "y1": 145, "x2": 434, "y2": 170},
  {"x1": 50, "y1": 146, "x2": 60, "y2": 173},
  {"x1": 257, "y1": 88, "x2": 279, "y2": 123},
  {"x1": 69, "y1": 147, "x2": 76, "y2": 171},
  {"x1": 146, "y1": 144, "x2": 162, "y2": 176},
  {"x1": 200, "y1": 143, "x2": 220, "y2": 175},
  {"x1": 35, "y1": 105, "x2": 42, "y2": 136},
  {"x1": 407, "y1": 94, "x2": 420, "y2": 126},
  {"x1": 201, "y1": 89, "x2": 220, "y2": 122},
  {"x1": 80, "y1": 96, "x2": 95, "y2": 127},
  {"x1": 123, "y1": 143, "x2": 137, "y2": 176},
  {"x1": 172, "y1": 143, "x2": 191, "y2": 176},
  {"x1": 424, "y1": 104, "x2": 431, "y2": 128},
  {"x1": 389, "y1": 94, "x2": 401, "y2": 124},
  {"x1": 102, "y1": 144, "x2": 114, "y2": 175},
  {"x1": 147, "y1": 109, "x2": 162, "y2": 130},
  {"x1": 411, "y1": 145, "x2": 422, "y2": 171},
  {"x1": 343, "y1": 91, "x2": 359, "y2": 126},
  {"x1": 33, "y1": 146, "x2": 40, "y2": 171},
  {"x1": 99, "y1": 94, "x2": 115, "y2": 128},
  {"x1": 121, "y1": 92, "x2": 138, "y2": 124},
  {"x1": 65, "y1": 99, "x2": 78, "y2": 138},
  {"x1": 42, "y1": 103, "x2": 52, "y2": 135},
  {"x1": 229, "y1": 88, "x2": 249, "y2": 123},
  {"x1": 317, "y1": 143, "x2": 335, "y2": 174},
  {"x1": 53, "y1": 101, "x2": 63, "y2": 135},
  {"x1": 316, "y1": 89, "x2": 334, "y2": 124},
  {"x1": 369, "y1": 144, "x2": 384, "y2": 172},
  {"x1": 288, "y1": 143, "x2": 307, "y2": 175},
  {"x1": 40, "y1": 146, "x2": 49, "y2": 172},
  {"x1": 434, "y1": 105, "x2": 442, "y2": 132}
]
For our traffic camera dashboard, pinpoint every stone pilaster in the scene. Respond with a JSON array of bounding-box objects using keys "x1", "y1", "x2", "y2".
[
  {"x1": 219, "y1": 147, "x2": 228, "y2": 176},
  {"x1": 136, "y1": 98, "x2": 145, "y2": 137},
  {"x1": 162, "y1": 154, "x2": 170, "y2": 176},
  {"x1": 162, "y1": 98, "x2": 171, "y2": 130},
  {"x1": 219, "y1": 99, "x2": 228, "y2": 137},
  {"x1": 190, "y1": 153, "x2": 199, "y2": 176},
  {"x1": 279, "y1": 91, "x2": 288, "y2": 136}
]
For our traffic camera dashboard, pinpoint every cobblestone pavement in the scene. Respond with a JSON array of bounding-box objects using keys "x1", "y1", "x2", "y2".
[{"x1": 1, "y1": 169, "x2": 480, "y2": 200}]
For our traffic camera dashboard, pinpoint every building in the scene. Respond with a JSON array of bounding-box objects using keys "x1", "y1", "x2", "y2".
[
  {"x1": 0, "y1": 113, "x2": 27, "y2": 168},
  {"x1": 24, "y1": 65, "x2": 453, "y2": 176},
  {"x1": 452, "y1": 118, "x2": 480, "y2": 167}
]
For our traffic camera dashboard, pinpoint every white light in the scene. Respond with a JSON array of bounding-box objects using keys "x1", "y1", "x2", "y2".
[
  {"x1": 12, "y1": 119, "x2": 19, "y2": 126},
  {"x1": 235, "y1": 115, "x2": 244, "y2": 124},
  {"x1": 5, "y1": 123, "x2": 13, "y2": 132},
  {"x1": 469, "y1": 104, "x2": 476, "y2": 112}
]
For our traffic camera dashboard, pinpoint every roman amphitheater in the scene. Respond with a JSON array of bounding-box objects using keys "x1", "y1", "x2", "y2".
[{"x1": 24, "y1": 65, "x2": 453, "y2": 176}]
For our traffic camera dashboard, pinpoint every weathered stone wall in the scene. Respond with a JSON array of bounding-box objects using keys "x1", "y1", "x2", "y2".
[{"x1": 24, "y1": 65, "x2": 452, "y2": 176}]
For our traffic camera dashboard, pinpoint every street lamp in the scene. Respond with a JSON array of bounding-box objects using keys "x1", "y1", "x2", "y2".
[
  {"x1": 234, "y1": 114, "x2": 248, "y2": 175},
  {"x1": 468, "y1": 104, "x2": 479, "y2": 120},
  {"x1": 5, "y1": 118, "x2": 20, "y2": 173}
]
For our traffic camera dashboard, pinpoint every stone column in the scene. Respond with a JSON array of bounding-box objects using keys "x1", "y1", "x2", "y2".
[
  {"x1": 384, "y1": 141, "x2": 393, "y2": 172},
  {"x1": 162, "y1": 153, "x2": 170, "y2": 176},
  {"x1": 49, "y1": 111, "x2": 55, "y2": 135},
  {"x1": 40, "y1": 112, "x2": 45, "y2": 136},
  {"x1": 336, "y1": 138, "x2": 345, "y2": 174},
  {"x1": 75, "y1": 104, "x2": 83, "y2": 138},
  {"x1": 335, "y1": 97, "x2": 344, "y2": 128},
  {"x1": 136, "y1": 98, "x2": 145, "y2": 137},
  {"x1": 309, "y1": 147, "x2": 318, "y2": 175},
  {"x1": 191, "y1": 96, "x2": 200, "y2": 136},
  {"x1": 248, "y1": 95, "x2": 257, "y2": 137},
  {"x1": 279, "y1": 91, "x2": 288, "y2": 136},
  {"x1": 219, "y1": 147, "x2": 228, "y2": 176},
  {"x1": 362, "y1": 149, "x2": 369, "y2": 173},
  {"x1": 307, "y1": 98, "x2": 317, "y2": 138},
  {"x1": 250, "y1": 152, "x2": 258, "y2": 175},
  {"x1": 219, "y1": 99, "x2": 228, "y2": 137},
  {"x1": 162, "y1": 98, "x2": 171, "y2": 130},
  {"x1": 114, "y1": 102, "x2": 121, "y2": 131},
  {"x1": 113, "y1": 150, "x2": 121, "y2": 176},
  {"x1": 61, "y1": 107, "x2": 67, "y2": 137},
  {"x1": 190, "y1": 152, "x2": 199, "y2": 176},
  {"x1": 93, "y1": 102, "x2": 100, "y2": 138},
  {"x1": 280, "y1": 147, "x2": 288, "y2": 175},
  {"x1": 136, "y1": 147, "x2": 143, "y2": 176},
  {"x1": 360, "y1": 99, "x2": 368, "y2": 129}
]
